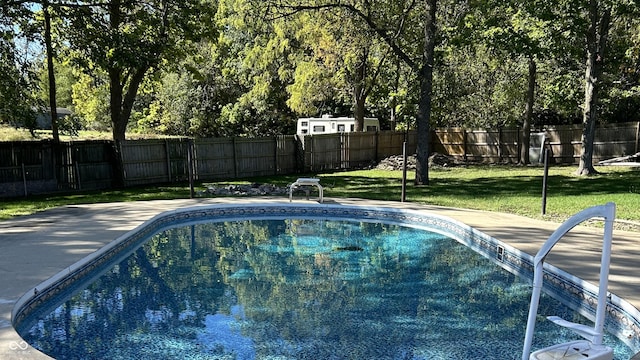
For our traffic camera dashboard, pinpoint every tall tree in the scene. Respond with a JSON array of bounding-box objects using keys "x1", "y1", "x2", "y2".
[
  {"x1": 462, "y1": 0, "x2": 556, "y2": 164},
  {"x1": 64, "y1": 0, "x2": 216, "y2": 141},
  {"x1": 212, "y1": 0, "x2": 298, "y2": 136},
  {"x1": 281, "y1": 7, "x2": 388, "y2": 130},
  {"x1": 259, "y1": 0, "x2": 438, "y2": 185},
  {"x1": 0, "y1": 1, "x2": 38, "y2": 131},
  {"x1": 42, "y1": 0, "x2": 60, "y2": 142},
  {"x1": 577, "y1": 0, "x2": 611, "y2": 175},
  {"x1": 5, "y1": 0, "x2": 72, "y2": 141}
]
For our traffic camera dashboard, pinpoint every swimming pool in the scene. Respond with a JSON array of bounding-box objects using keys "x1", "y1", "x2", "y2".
[{"x1": 12, "y1": 203, "x2": 640, "y2": 359}]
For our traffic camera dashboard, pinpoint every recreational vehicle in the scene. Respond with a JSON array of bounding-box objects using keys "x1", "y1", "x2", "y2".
[{"x1": 296, "y1": 115, "x2": 379, "y2": 135}]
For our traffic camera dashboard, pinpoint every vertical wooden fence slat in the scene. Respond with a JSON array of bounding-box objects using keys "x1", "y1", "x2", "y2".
[
  {"x1": 120, "y1": 139, "x2": 172, "y2": 186},
  {"x1": 308, "y1": 134, "x2": 342, "y2": 171},
  {"x1": 234, "y1": 137, "x2": 277, "y2": 177},
  {"x1": 633, "y1": 121, "x2": 640, "y2": 154},
  {"x1": 165, "y1": 139, "x2": 172, "y2": 182},
  {"x1": 194, "y1": 138, "x2": 235, "y2": 180},
  {"x1": 276, "y1": 135, "x2": 297, "y2": 174}
]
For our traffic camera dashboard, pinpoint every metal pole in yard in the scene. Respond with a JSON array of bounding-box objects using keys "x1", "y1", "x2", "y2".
[
  {"x1": 401, "y1": 141, "x2": 407, "y2": 202},
  {"x1": 541, "y1": 148, "x2": 549, "y2": 215}
]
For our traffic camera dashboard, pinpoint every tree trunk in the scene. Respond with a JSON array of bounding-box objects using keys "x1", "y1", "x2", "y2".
[
  {"x1": 577, "y1": 0, "x2": 610, "y2": 175},
  {"x1": 390, "y1": 59, "x2": 400, "y2": 131},
  {"x1": 414, "y1": 0, "x2": 437, "y2": 186},
  {"x1": 520, "y1": 57, "x2": 536, "y2": 165},
  {"x1": 353, "y1": 93, "x2": 365, "y2": 132},
  {"x1": 108, "y1": 0, "x2": 158, "y2": 141},
  {"x1": 109, "y1": 68, "x2": 126, "y2": 141},
  {"x1": 43, "y1": 2, "x2": 59, "y2": 143},
  {"x1": 109, "y1": 66, "x2": 148, "y2": 141},
  {"x1": 353, "y1": 50, "x2": 367, "y2": 132},
  {"x1": 109, "y1": 65, "x2": 148, "y2": 186}
]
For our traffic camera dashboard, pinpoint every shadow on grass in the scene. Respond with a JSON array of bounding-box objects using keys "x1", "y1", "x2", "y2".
[{"x1": 315, "y1": 170, "x2": 640, "y2": 202}]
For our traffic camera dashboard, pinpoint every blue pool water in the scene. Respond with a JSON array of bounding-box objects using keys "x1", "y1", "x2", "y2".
[{"x1": 17, "y1": 219, "x2": 633, "y2": 359}]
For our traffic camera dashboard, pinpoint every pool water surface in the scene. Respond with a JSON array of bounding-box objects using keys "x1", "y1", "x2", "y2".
[{"x1": 16, "y1": 219, "x2": 634, "y2": 359}]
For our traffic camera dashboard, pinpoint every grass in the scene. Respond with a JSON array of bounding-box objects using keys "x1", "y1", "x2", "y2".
[
  {"x1": 1, "y1": 165, "x2": 639, "y2": 226},
  {"x1": 0, "y1": 124, "x2": 171, "y2": 142},
  {"x1": 0, "y1": 125, "x2": 38, "y2": 141},
  {"x1": 321, "y1": 166, "x2": 640, "y2": 223}
]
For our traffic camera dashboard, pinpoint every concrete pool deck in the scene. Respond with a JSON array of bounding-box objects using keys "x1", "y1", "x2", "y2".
[{"x1": 1, "y1": 197, "x2": 639, "y2": 359}]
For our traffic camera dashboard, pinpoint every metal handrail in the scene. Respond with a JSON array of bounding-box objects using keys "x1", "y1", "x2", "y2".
[{"x1": 521, "y1": 202, "x2": 616, "y2": 360}]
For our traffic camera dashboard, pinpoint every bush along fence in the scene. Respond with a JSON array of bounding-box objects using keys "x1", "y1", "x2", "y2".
[{"x1": 1, "y1": 122, "x2": 639, "y2": 198}]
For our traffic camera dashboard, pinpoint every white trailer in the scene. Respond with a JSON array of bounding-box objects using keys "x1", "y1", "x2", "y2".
[{"x1": 296, "y1": 115, "x2": 379, "y2": 135}]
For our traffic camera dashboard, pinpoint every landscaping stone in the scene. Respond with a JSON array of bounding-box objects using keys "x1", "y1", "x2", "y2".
[
  {"x1": 202, "y1": 183, "x2": 290, "y2": 197},
  {"x1": 375, "y1": 153, "x2": 460, "y2": 171}
]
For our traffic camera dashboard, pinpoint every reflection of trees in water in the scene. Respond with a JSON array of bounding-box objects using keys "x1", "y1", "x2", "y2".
[
  {"x1": 222, "y1": 220, "x2": 555, "y2": 359},
  {"x1": 23, "y1": 219, "x2": 581, "y2": 359},
  {"x1": 223, "y1": 220, "x2": 420, "y2": 358}
]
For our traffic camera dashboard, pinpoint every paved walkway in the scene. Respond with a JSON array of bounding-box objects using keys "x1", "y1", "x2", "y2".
[{"x1": 1, "y1": 197, "x2": 639, "y2": 359}]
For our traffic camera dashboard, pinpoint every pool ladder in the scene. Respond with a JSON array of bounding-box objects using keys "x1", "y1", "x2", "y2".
[{"x1": 522, "y1": 202, "x2": 616, "y2": 360}]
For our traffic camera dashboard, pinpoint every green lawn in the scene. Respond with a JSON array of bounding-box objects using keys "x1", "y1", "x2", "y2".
[
  {"x1": 1, "y1": 165, "x2": 638, "y2": 225},
  {"x1": 319, "y1": 166, "x2": 640, "y2": 222}
]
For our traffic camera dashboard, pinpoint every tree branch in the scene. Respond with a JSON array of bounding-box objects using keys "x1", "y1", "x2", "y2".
[{"x1": 265, "y1": 2, "x2": 417, "y2": 70}]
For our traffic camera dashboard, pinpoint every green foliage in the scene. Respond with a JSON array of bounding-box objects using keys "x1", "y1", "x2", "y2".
[
  {"x1": 36, "y1": 59, "x2": 79, "y2": 109},
  {"x1": 433, "y1": 46, "x2": 528, "y2": 128},
  {"x1": 71, "y1": 72, "x2": 111, "y2": 132},
  {"x1": 3, "y1": 0, "x2": 640, "y2": 139},
  {"x1": 0, "y1": 4, "x2": 38, "y2": 131},
  {"x1": 61, "y1": 0, "x2": 218, "y2": 140}
]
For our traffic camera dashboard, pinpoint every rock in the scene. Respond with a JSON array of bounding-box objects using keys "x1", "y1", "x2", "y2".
[
  {"x1": 428, "y1": 152, "x2": 457, "y2": 167},
  {"x1": 375, "y1": 153, "x2": 459, "y2": 171},
  {"x1": 375, "y1": 155, "x2": 417, "y2": 171},
  {"x1": 204, "y1": 183, "x2": 289, "y2": 196}
]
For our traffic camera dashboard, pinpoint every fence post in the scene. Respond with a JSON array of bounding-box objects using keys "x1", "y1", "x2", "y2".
[
  {"x1": 309, "y1": 136, "x2": 314, "y2": 172},
  {"x1": 74, "y1": 146, "x2": 82, "y2": 191},
  {"x1": 164, "y1": 139, "x2": 172, "y2": 182},
  {"x1": 293, "y1": 135, "x2": 303, "y2": 173},
  {"x1": 274, "y1": 136, "x2": 279, "y2": 174},
  {"x1": 541, "y1": 148, "x2": 549, "y2": 215},
  {"x1": 340, "y1": 133, "x2": 347, "y2": 169},
  {"x1": 375, "y1": 131, "x2": 379, "y2": 163},
  {"x1": 498, "y1": 127, "x2": 503, "y2": 162},
  {"x1": 187, "y1": 139, "x2": 194, "y2": 198},
  {"x1": 635, "y1": 121, "x2": 640, "y2": 154},
  {"x1": 232, "y1": 137, "x2": 238, "y2": 178},
  {"x1": 463, "y1": 129, "x2": 468, "y2": 161},
  {"x1": 401, "y1": 141, "x2": 407, "y2": 202},
  {"x1": 516, "y1": 126, "x2": 521, "y2": 164},
  {"x1": 21, "y1": 163, "x2": 27, "y2": 197}
]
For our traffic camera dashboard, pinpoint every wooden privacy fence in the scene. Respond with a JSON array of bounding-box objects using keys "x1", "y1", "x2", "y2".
[
  {"x1": 432, "y1": 128, "x2": 521, "y2": 163},
  {"x1": 0, "y1": 140, "x2": 116, "y2": 198},
  {"x1": 545, "y1": 122, "x2": 640, "y2": 164},
  {"x1": 120, "y1": 137, "x2": 300, "y2": 188},
  {"x1": 302, "y1": 131, "x2": 417, "y2": 171},
  {"x1": 1, "y1": 122, "x2": 638, "y2": 198},
  {"x1": 432, "y1": 122, "x2": 640, "y2": 164}
]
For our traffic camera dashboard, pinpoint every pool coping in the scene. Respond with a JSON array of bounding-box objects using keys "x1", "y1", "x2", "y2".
[{"x1": 1, "y1": 198, "x2": 640, "y2": 359}]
